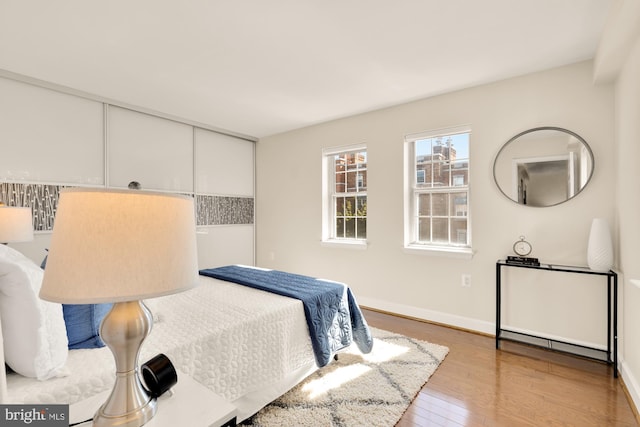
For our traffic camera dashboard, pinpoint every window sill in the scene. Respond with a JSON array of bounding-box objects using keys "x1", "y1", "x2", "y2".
[
  {"x1": 403, "y1": 244, "x2": 473, "y2": 259},
  {"x1": 321, "y1": 239, "x2": 368, "y2": 250}
]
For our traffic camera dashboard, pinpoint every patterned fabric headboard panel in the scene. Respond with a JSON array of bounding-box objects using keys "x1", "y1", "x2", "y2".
[{"x1": 0, "y1": 183, "x2": 62, "y2": 232}]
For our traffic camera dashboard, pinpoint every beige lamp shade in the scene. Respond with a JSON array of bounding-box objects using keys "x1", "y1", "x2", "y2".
[
  {"x1": 40, "y1": 188, "x2": 199, "y2": 304},
  {"x1": 0, "y1": 206, "x2": 34, "y2": 243}
]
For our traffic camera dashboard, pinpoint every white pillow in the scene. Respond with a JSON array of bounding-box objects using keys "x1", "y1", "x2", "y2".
[{"x1": 0, "y1": 245, "x2": 68, "y2": 380}]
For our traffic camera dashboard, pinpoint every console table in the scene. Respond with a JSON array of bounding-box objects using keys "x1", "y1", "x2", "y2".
[{"x1": 495, "y1": 260, "x2": 618, "y2": 378}]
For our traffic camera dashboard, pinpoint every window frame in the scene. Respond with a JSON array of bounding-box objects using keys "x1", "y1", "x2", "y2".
[
  {"x1": 321, "y1": 143, "x2": 368, "y2": 249},
  {"x1": 403, "y1": 125, "x2": 473, "y2": 259}
]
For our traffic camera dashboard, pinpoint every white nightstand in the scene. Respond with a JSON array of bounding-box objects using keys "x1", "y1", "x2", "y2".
[{"x1": 69, "y1": 374, "x2": 237, "y2": 427}]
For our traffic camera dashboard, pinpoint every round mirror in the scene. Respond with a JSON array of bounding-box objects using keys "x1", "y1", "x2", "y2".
[{"x1": 493, "y1": 127, "x2": 594, "y2": 207}]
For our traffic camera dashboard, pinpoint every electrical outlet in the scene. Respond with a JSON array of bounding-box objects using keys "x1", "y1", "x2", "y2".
[{"x1": 461, "y1": 274, "x2": 471, "y2": 287}]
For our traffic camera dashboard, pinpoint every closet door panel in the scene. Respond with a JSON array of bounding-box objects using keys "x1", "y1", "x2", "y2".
[
  {"x1": 195, "y1": 128, "x2": 254, "y2": 196},
  {"x1": 197, "y1": 226, "x2": 254, "y2": 268},
  {"x1": 0, "y1": 77, "x2": 104, "y2": 184},
  {"x1": 108, "y1": 106, "x2": 193, "y2": 192}
]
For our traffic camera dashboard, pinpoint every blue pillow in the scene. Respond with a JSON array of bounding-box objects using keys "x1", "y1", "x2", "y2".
[
  {"x1": 42, "y1": 251, "x2": 112, "y2": 349},
  {"x1": 62, "y1": 303, "x2": 113, "y2": 349}
]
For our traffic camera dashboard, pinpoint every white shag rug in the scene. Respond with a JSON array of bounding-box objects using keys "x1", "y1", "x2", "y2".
[{"x1": 240, "y1": 327, "x2": 449, "y2": 427}]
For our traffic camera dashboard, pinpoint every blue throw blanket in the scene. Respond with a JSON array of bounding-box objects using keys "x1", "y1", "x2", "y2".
[{"x1": 199, "y1": 265, "x2": 373, "y2": 367}]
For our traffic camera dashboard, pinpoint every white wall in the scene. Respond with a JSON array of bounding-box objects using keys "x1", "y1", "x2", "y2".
[
  {"x1": 256, "y1": 61, "x2": 615, "y2": 345},
  {"x1": 589, "y1": 0, "x2": 640, "y2": 409},
  {"x1": 612, "y1": 20, "x2": 640, "y2": 413}
]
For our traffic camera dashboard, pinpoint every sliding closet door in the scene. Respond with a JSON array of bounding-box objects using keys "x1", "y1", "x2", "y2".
[
  {"x1": 0, "y1": 77, "x2": 104, "y2": 261},
  {"x1": 108, "y1": 106, "x2": 193, "y2": 192},
  {"x1": 0, "y1": 77, "x2": 103, "y2": 184},
  {"x1": 0, "y1": 75, "x2": 256, "y2": 267},
  {"x1": 195, "y1": 128, "x2": 254, "y2": 268}
]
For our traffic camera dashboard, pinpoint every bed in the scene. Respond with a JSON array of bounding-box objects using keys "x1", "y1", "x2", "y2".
[{"x1": 0, "y1": 246, "x2": 372, "y2": 422}]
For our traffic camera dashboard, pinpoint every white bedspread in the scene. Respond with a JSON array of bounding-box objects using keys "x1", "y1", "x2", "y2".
[{"x1": 6, "y1": 276, "x2": 316, "y2": 421}]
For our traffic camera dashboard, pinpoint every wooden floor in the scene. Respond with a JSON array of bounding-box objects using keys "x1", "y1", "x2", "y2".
[{"x1": 362, "y1": 308, "x2": 638, "y2": 427}]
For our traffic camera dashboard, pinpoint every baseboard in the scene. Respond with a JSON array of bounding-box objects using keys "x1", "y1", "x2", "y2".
[
  {"x1": 620, "y1": 359, "x2": 640, "y2": 423},
  {"x1": 357, "y1": 296, "x2": 495, "y2": 336}
]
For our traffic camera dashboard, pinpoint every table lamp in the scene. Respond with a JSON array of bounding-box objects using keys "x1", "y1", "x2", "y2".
[
  {"x1": 0, "y1": 204, "x2": 34, "y2": 244},
  {"x1": 39, "y1": 188, "x2": 199, "y2": 427}
]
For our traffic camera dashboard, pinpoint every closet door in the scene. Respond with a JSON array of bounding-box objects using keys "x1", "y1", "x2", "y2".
[
  {"x1": 108, "y1": 106, "x2": 193, "y2": 192},
  {"x1": 0, "y1": 77, "x2": 103, "y2": 184},
  {"x1": 195, "y1": 128, "x2": 254, "y2": 268}
]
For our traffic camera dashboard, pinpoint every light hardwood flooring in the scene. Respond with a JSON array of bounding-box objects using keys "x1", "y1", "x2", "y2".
[{"x1": 362, "y1": 308, "x2": 638, "y2": 427}]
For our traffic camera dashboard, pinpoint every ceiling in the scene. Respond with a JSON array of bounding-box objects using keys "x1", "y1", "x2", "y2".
[{"x1": 0, "y1": 1, "x2": 613, "y2": 140}]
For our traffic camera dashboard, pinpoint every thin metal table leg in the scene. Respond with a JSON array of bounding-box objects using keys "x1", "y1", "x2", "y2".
[
  {"x1": 496, "y1": 263, "x2": 501, "y2": 349},
  {"x1": 613, "y1": 272, "x2": 618, "y2": 378}
]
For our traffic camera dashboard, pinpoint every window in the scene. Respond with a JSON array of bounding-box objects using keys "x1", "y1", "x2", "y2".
[
  {"x1": 404, "y1": 126, "x2": 471, "y2": 255},
  {"x1": 322, "y1": 144, "x2": 367, "y2": 246}
]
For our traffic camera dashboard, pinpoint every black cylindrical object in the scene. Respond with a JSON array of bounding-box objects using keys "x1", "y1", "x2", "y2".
[{"x1": 141, "y1": 353, "x2": 178, "y2": 397}]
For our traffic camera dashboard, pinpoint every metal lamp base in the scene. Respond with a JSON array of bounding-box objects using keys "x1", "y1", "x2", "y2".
[
  {"x1": 94, "y1": 399, "x2": 156, "y2": 427},
  {"x1": 94, "y1": 301, "x2": 157, "y2": 427}
]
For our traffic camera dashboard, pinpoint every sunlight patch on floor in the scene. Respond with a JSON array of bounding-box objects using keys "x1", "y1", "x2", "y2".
[
  {"x1": 356, "y1": 338, "x2": 410, "y2": 364},
  {"x1": 302, "y1": 364, "x2": 371, "y2": 399},
  {"x1": 301, "y1": 339, "x2": 412, "y2": 399}
]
